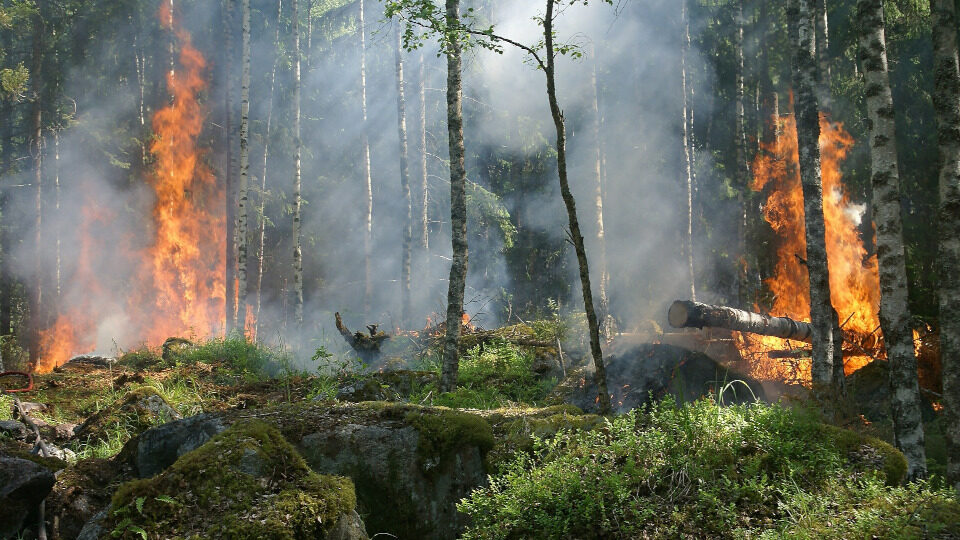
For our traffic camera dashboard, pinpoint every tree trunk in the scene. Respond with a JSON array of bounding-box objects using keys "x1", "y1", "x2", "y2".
[
  {"x1": 419, "y1": 51, "x2": 429, "y2": 253},
  {"x1": 439, "y1": 0, "x2": 468, "y2": 393},
  {"x1": 292, "y1": 0, "x2": 304, "y2": 326},
  {"x1": 790, "y1": 0, "x2": 837, "y2": 393},
  {"x1": 29, "y1": 3, "x2": 44, "y2": 368},
  {"x1": 542, "y1": 0, "x2": 611, "y2": 414},
  {"x1": 668, "y1": 300, "x2": 814, "y2": 341},
  {"x1": 395, "y1": 27, "x2": 413, "y2": 329},
  {"x1": 589, "y1": 45, "x2": 611, "y2": 336},
  {"x1": 359, "y1": 0, "x2": 374, "y2": 314},
  {"x1": 857, "y1": 0, "x2": 926, "y2": 480},
  {"x1": 929, "y1": 0, "x2": 959, "y2": 491},
  {"x1": 680, "y1": 0, "x2": 696, "y2": 302},
  {"x1": 223, "y1": 0, "x2": 237, "y2": 333},
  {"x1": 255, "y1": 0, "x2": 283, "y2": 337},
  {"x1": 735, "y1": 0, "x2": 751, "y2": 307},
  {"x1": 237, "y1": 0, "x2": 251, "y2": 334},
  {"x1": 815, "y1": 0, "x2": 832, "y2": 105},
  {"x1": 53, "y1": 129, "x2": 60, "y2": 301}
]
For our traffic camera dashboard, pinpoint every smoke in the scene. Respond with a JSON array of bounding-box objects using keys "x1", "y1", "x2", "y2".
[{"x1": 4, "y1": 0, "x2": 737, "y2": 367}]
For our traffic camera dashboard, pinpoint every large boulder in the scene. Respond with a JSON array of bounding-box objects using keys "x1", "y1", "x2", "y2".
[
  {"x1": 121, "y1": 402, "x2": 495, "y2": 539},
  {"x1": 550, "y1": 344, "x2": 766, "y2": 414},
  {"x1": 103, "y1": 419, "x2": 364, "y2": 539},
  {"x1": 0, "y1": 456, "x2": 56, "y2": 538}
]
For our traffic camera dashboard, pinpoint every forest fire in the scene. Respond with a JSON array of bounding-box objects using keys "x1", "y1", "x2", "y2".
[
  {"x1": 739, "y1": 113, "x2": 882, "y2": 385},
  {"x1": 35, "y1": 2, "x2": 223, "y2": 372}
]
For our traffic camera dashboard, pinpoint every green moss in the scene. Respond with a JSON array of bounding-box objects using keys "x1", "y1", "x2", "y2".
[
  {"x1": 819, "y1": 424, "x2": 907, "y2": 485},
  {"x1": 118, "y1": 347, "x2": 162, "y2": 370},
  {"x1": 107, "y1": 419, "x2": 355, "y2": 539},
  {"x1": 405, "y1": 408, "x2": 495, "y2": 470},
  {"x1": 74, "y1": 387, "x2": 178, "y2": 449},
  {"x1": 0, "y1": 437, "x2": 67, "y2": 471}
]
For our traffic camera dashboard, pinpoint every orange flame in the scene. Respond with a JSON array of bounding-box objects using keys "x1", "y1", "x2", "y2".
[
  {"x1": 739, "y1": 112, "x2": 881, "y2": 385},
  {"x1": 35, "y1": 2, "x2": 223, "y2": 372}
]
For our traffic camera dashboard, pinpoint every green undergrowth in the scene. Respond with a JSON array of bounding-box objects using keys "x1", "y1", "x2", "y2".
[
  {"x1": 459, "y1": 398, "x2": 958, "y2": 539},
  {"x1": 413, "y1": 340, "x2": 557, "y2": 409},
  {"x1": 119, "y1": 334, "x2": 298, "y2": 381},
  {"x1": 107, "y1": 419, "x2": 356, "y2": 539}
]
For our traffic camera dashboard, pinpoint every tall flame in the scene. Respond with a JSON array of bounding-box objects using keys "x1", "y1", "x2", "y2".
[
  {"x1": 35, "y1": 2, "x2": 223, "y2": 372},
  {"x1": 740, "y1": 112, "x2": 881, "y2": 385}
]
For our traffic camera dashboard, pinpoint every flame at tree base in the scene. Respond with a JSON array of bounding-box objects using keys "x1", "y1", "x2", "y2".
[
  {"x1": 740, "y1": 112, "x2": 882, "y2": 386},
  {"x1": 35, "y1": 2, "x2": 223, "y2": 373}
]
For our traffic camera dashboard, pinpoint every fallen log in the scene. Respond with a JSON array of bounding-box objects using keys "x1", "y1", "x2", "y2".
[{"x1": 668, "y1": 300, "x2": 813, "y2": 342}]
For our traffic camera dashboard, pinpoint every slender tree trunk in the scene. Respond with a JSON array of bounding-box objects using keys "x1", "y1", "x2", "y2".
[
  {"x1": 255, "y1": 0, "x2": 283, "y2": 337},
  {"x1": 930, "y1": 0, "x2": 959, "y2": 491},
  {"x1": 29, "y1": 3, "x2": 44, "y2": 368},
  {"x1": 790, "y1": 0, "x2": 837, "y2": 392},
  {"x1": 815, "y1": 0, "x2": 832, "y2": 105},
  {"x1": 439, "y1": 0, "x2": 468, "y2": 393},
  {"x1": 237, "y1": 0, "x2": 251, "y2": 333},
  {"x1": 223, "y1": 0, "x2": 237, "y2": 333},
  {"x1": 419, "y1": 51, "x2": 429, "y2": 253},
  {"x1": 292, "y1": 0, "x2": 304, "y2": 326},
  {"x1": 680, "y1": 0, "x2": 696, "y2": 302},
  {"x1": 588, "y1": 44, "x2": 611, "y2": 336},
  {"x1": 359, "y1": 0, "x2": 374, "y2": 314},
  {"x1": 735, "y1": 0, "x2": 751, "y2": 307},
  {"x1": 53, "y1": 129, "x2": 60, "y2": 301},
  {"x1": 857, "y1": 0, "x2": 926, "y2": 479},
  {"x1": 542, "y1": 0, "x2": 611, "y2": 414},
  {"x1": 306, "y1": 0, "x2": 313, "y2": 74},
  {"x1": 395, "y1": 27, "x2": 413, "y2": 329}
]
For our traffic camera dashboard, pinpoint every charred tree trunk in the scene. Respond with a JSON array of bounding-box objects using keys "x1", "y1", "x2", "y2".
[
  {"x1": 930, "y1": 0, "x2": 960, "y2": 491},
  {"x1": 541, "y1": 0, "x2": 611, "y2": 414},
  {"x1": 668, "y1": 300, "x2": 814, "y2": 341},
  {"x1": 395, "y1": 27, "x2": 413, "y2": 329},
  {"x1": 790, "y1": 0, "x2": 837, "y2": 393},
  {"x1": 255, "y1": 0, "x2": 283, "y2": 337},
  {"x1": 857, "y1": 0, "x2": 926, "y2": 480},
  {"x1": 237, "y1": 0, "x2": 252, "y2": 333},
  {"x1": 292, "y1": 0, "x2": 304, "y2": 326},
  {"x1": 223, "y1": 0, "x2": 237, "y2": 333},
  {"x1": 439, "y1": 0, "x2": 469, "y2": 393},
  {"x1": 680, "y1": 0, "x2": 696, "y2": 302},
  {"x1": 359, "y1": 0, "x2": 374, "y2": 314}
]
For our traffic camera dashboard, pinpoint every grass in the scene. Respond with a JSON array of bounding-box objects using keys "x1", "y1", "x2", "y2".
[
  {"x1": 412, "y1": 340, "x2": 557, "y2": 409},
  {"x1": 458, "y1": 397, "x2": 958, "y2": 539}
]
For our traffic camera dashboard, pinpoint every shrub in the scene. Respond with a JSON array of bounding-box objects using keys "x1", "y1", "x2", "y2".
[{"x1": 458, "y1": 398, "x2": 958, "y2": 539}]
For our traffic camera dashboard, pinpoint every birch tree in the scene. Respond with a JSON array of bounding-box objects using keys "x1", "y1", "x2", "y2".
[
  {"x1": 930, "y1": 0, "x2": 960, "y2": 491},
  {"x1": 856, "y1": 0, "x2": 927, "y2": 480},
  {"x1": 237, "y1": 0, "x2": 251, "y2": 333},
  {"x1": 395, "y1": 26, "x2": 413, "y2": 328},
  {"x1": 359, "y1": 0, "x2": 374, "y2": 314},
  {"x1": 223, "y1": 0, "x2": 237, "y2": 333},
  {"x1": 292, "y1": 0, "x2": 304, "y2": 326},
  {"x1": 255, "y1": 0, "x2": 283, "y2": 336},
  {"x1": 589, "y1": 44, "x2": 611, "y2": 336},
  {"x1": 29, "y1": 1, "x2": 43, "y2": 367},
  {"x1": 680, "y1": 0, "x2": 696, "y2": 302},
  {"x1": 418, "y1": 51, "x2": 429, "y2": 253},
  {"x1": 790, "y1": 0, "x2": 838, "y2": 393}
]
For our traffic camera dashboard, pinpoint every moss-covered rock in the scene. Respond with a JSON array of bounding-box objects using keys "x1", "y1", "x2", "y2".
[
  {"x1": 105, "y1": 419, "x2": 362, "y2": 539},
  {"x1": 74, "y1": 387, "x2": 181, "y2": 446},
  {"x1": 335, "y1": 370, "x2": 438, "y2": 402},
  {"x1": 819, "y1": 424, "x2": 908, "y2": 485}
]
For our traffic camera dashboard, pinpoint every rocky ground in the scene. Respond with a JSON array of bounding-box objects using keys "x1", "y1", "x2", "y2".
[{"x1": 0, "y1": 327, "x2": 956, "y2": 539}]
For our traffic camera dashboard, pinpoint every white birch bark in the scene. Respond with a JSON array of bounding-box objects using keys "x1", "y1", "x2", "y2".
[
  {"x1": 237, "y1": 0, "x2": 251, "y2": 333},
  {"x1": 930, "y1": 0, "x2": 960, "y2": 491}
]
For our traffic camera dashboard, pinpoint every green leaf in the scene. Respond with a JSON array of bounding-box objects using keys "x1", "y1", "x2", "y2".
[
  {"x1": 128, "y1": 525, "x2": 148, "y2": 540},
  {"x1": 135, "y1": 496, "x2": 145, "y2": 514}
]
